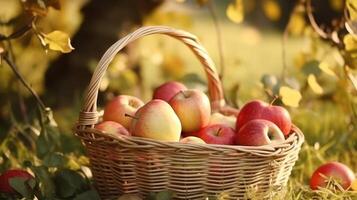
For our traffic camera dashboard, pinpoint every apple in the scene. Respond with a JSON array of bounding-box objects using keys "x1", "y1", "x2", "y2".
[
  {"x1": 95, "y1": 121, "x2": 130, "y2": 137},
  {"x1": 310, "y1": 162, "x2": 355, "y2": 190},
  {"x1": 153, "y1": 81, "x2": 187, "y2": 102},
  {"x1": 130, "y1": 99, "x2": 181, "y2": 142},
  {"x1": 0, "y1": 169, "x2": 34, "y2": 194},
  {"x1": 196, "y1": 124, "x2": 235, "y2": 145},
  {"x1": 236, "y1": 100, "x2": 292, "y2": 136},
  {"x1": 169, "y1": 89, "x2": 211, "y2": 133},
  {"x1": 180, "y1": 136, "x2": 206, "y2": 144},
  {"x1": 103, "y1": 95, "x2": 144, "y2": 130},
  {"x1": 234, "y1": 119, "x2": 285, "y2": 146},
  {"x1": 209, "y1": 112, "x2": 236, "y2": 129}
]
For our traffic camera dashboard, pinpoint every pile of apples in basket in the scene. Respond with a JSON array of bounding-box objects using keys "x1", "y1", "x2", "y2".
[{"x1": 96, "y1": 81, "x2": 292, "y2": 146}]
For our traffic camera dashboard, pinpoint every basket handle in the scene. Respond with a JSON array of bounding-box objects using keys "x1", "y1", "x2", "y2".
[{"x1": 78, "y1": 26, "x2": 225, "y2": 127}]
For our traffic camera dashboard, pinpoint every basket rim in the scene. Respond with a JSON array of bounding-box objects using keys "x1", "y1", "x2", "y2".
[{"x1": 74, "y1": 123, "x2": 304, "y2": 157}]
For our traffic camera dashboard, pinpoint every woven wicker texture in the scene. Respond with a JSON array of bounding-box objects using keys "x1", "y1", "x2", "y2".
[{"x1": 74, "y1": 26, "x2": 304, "y2": 200}]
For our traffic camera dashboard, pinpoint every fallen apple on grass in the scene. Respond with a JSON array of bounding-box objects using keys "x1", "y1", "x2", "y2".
[
  {"x1": 95, "y1": 121, "x2": 130, "y2": 137},
  {"x1": 130, "y1": 99, "x2": 181, "y2": 142},
  {"x1": 0, "y1": 169, "x2": 34, "y2": 194},
  {"x1": 153, "y1": 81, "x2": 187, "y2": 102},
  {"x1": 196, "y1": 124, "x2": 235, "y2": 145},
  {"x1": 169, "y1": 89, "x2": 211, "y2": 133},
  {"x1": 310, "y1": 161, "x2": 355, "y2": 190},
  {"x1": 103, "y1": 95, "x2": 144, "y2": 130},
  {"x1": 234, "y1": 119, "x2": 285, "y2": 146},
  {"x1": 236, "y1": 100, "x2": 292, "y2": 136}
]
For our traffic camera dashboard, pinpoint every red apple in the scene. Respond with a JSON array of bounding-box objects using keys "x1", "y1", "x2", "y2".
[
  {"x1": 236, "y1": 100, "x2": 292, "y2": 136},
  {"x1": 0, "y1": 169, "x2": 34, "y2": 194},
  {"x1": 180, "y1": 136, "x2": 206, "y2": 144},
  {"x1": 153, "y1": 81, "x2": 187, "y2": 102},
  {"x1": 310, "y1": 162, "x2": 355, "y2": 190},
  {"x1": 130, "y1": 99, "x2": 181, "y2": 142},
  {"x1": 169, "y1": 89, "x2": 211, "y2": 133},
  {"x1": 196, "y1": 124, "x2": 235, "y2": 145},
  {"x1": 95, "y1": 121, "x2": 130, "y2": 137},
  {"x1": 103, "y1": 95, "x2": 144, "y2": 130},
  {"x1": 235, "y1": 119, "x2": 285, "y2": 146}
]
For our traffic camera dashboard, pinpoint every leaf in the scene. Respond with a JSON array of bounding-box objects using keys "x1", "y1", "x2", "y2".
[
  {"x1": 9, "y1": 177, "x2": 34, "y2": 198},
  {"x1": 43, "y1": 152, "x2": 67, "y2": 168},
  {"x1": 302, "y1": 60, "x2": 322, "y2": 76},
  {"x1": 226, "y1": 0, "x2": 244, "y2": 24},
  {"x1": 31, "y1": 166, "x2": 56, "y2": 198},
  {"x1": 54, "y1": 169, "x2": 87, "y2": 198},
  {"x1": 279, "y1": 86, "x2": 302, "y2": 108},
  {"x1": 74, "y1": 190, "x2": 100, "y2": 200},
  {"x1": 262, "y1": 0, "x2": 281, "y2": 21},
  {"x1": 318, "y1": 62, "x2": 336, "y2": 77},
  {"x1": 307, "y1": 74, "x2": 323, "y2": 94},
  {"x1": 344, "y1": 34, "x2": 357, "y2": 54},
  {"x1": 43, "y1": 31, "x2": 74, "y2": 53}
]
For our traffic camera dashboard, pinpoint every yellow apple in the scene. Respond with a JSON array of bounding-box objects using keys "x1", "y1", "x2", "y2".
[{"x1": 209, "y1": 112, "x2": 236, "y2": 130}]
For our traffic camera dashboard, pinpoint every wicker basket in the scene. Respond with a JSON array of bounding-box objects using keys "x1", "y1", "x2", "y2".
[{"x1": 74, "y1": 26, "x2": 304, "y2": 200}]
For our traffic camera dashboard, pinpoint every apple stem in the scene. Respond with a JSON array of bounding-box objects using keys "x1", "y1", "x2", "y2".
[
  {"x1": 124, "y1": 113, "x2": 139, "y2": 120},
  {"x1": 179, "y1": 90, "x2": 188, "y2": 98},
  {"x1": 216, "y1": 128, "x2": 222, "y2": 136},
  {"x1": 270, "y1": 95, "x2": 279, "y2": 105}
]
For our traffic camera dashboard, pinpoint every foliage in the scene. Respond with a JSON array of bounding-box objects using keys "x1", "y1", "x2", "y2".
[{"x1": 0, "y1": 0, "x2": 357, "y2": 199}]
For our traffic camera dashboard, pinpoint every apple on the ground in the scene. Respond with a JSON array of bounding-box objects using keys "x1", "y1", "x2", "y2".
[
  {"x1": 310, "y1": 161, "x2": 355, "y2": 190},
  {"x1": 180, "y1": 136, "x2": 206, "y2": 144},
  {"x1": 0, "y1": 169, "x2": 34, "y2": 194},
  {"x1": 236, "y1": 100, "x2": 292, "y2": 136},
  {"x1": 234, "y1": 119, "x2": 285, "y2": 146},
  {"x1": 169, "y1": 89, "x2": 211, "y2": 133},
  {"x1": 209, "y1": 112, "x2": 236, "y2": 130},
  {"x1": 130, "y1": 99, "x2": 181, "y2": 142},
  {"x1": 153, "y1": 81, "x2": 187, "y2": 102},
  {"x1": 103, "y1": 95, "x2": 144, "y2": 130},
  {"x1": 196, "y1": 124, "x2": 235, "y2": 145},
  {"x1": 95, "y1": 121, "x2": 130, "y2": 137}
]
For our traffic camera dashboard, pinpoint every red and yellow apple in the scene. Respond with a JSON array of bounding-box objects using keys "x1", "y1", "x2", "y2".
[
  {"x1": 236, "y1": 100, "x2": 292, "y2": 136},
  {"x1": 196, "y1": 124, "x2": 235, "y2": 145},
  {"x1": 209, "y1": 112, "x2": 236, "y2": 129},
  {"x1": 130, "y1": 99, "x2": 181, "y2": 142},
  {"x1": 180, "y1": 136, "x2": 206, "y2": 144},
  {"x1": 95, "y1": 121, "x2": 130, "y2": 137},
  {"x1": 103, "y1": 95, "x2": 144, "y2": 130},
  {"x1": 153, "y1": 81, "x2": 187, "y2": 102},
  {"x1": 169, "y1": 89, "x2": 211, "y2": 133},
  {"x1": 234, "y1": 119, "x2": 285, "y2": 146},
  {"x1": 310, "y1": 161, "x2": 355, "y2": 190},
  {"x1": 0, "y1": 169, "x2": 34, "y2": 194}
]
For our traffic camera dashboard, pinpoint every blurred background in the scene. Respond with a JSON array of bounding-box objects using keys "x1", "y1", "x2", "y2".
[{"x1": 0, "y1": 0, "x2": 356, "y2": 198}]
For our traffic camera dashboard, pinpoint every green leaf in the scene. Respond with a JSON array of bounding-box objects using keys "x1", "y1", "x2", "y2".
[
  {"x1": 43, "y1": 152, "x2": 67, "y2": 168},
  {"x1": 43, "y1": 30, "x2": 74, "y2": 53},
  {"x1": 54, "y1": 169, "x2": 87, "y2": 198},
  {"x1": 302, "y1": 60, "x2": 322, "y2": 76},
  {"x1": 9, "y1": 177, "x2": 33, "y2": 198},
  {"x1": 36, "y1": 133, "x2": 50, "y2": 158},
  {"x1": 74, "y1": 190, "x2": 100, "y2": 200},
  {"x1": 31, "y1": 166, "x2": 56, "y2": 198}
]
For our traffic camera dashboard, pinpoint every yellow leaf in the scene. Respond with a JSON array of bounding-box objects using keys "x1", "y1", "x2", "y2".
[
  {"x1": 307, "y1": 74, "x2": 323, "y2": 94},
  {"x1": 43, "y1": 30, "x2": 74, "y2": 53},
  {"x1": 344, "y1": 34, "x2": 357, "y2": 52},
  {"x1": 279, "y1": 86, "x2": 302, "y2": 108},
  {"x1": 319, "y1": 62, "x2": 336, "y2": 77},
  {"x1": 226, "y1": 0, "x2": 244, "y2": 24},
  {"x1": 288, "y1": 13, "x2": 306, "y2": 35},
  {"x1": 263, "y1": 0, "x2": 281, "y2": 21}
]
